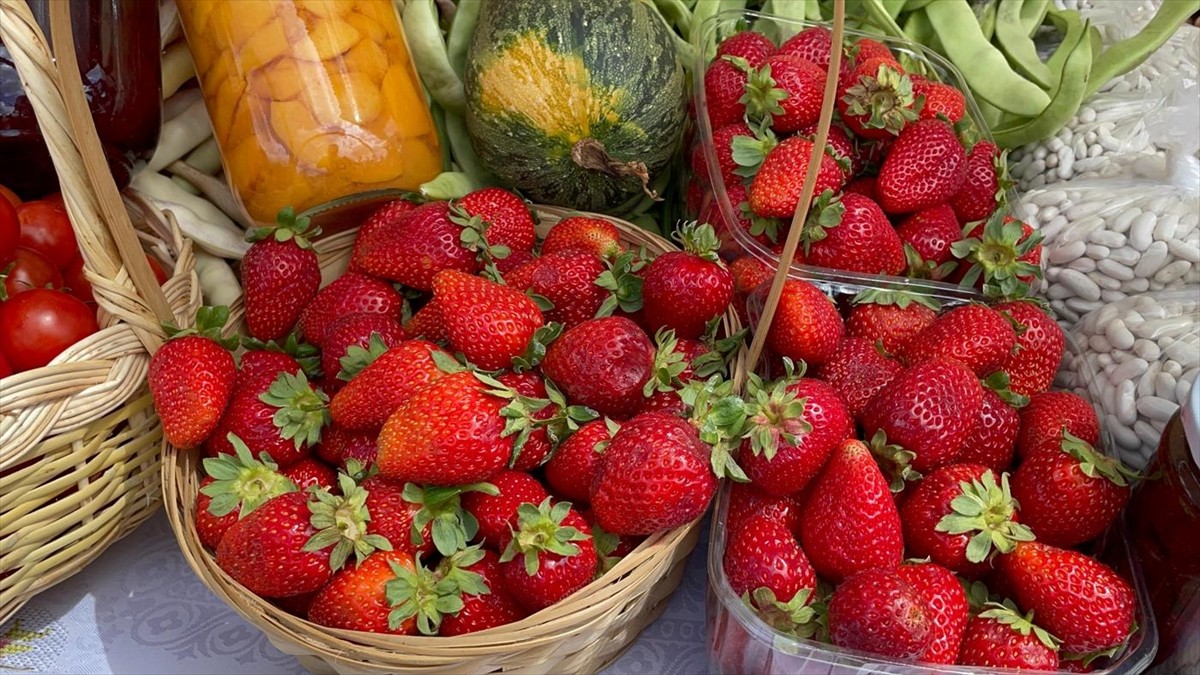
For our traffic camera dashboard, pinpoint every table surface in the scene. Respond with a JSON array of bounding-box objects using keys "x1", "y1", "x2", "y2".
[{"x1": 0, "y1": 513, "x2": 713, "y2": 674}]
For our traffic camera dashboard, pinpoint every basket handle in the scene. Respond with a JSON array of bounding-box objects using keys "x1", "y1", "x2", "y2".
[
  {"x1": 0, "y1": 0, "x2": 175, "y2": 352},
  {"x1": 740, "y1": 0, "x2": 847, "y2": 388}
]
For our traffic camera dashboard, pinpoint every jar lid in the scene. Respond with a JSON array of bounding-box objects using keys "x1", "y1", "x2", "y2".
[{"x1": 1184, "y1": 378, "x2": 1200, "y2": 468}]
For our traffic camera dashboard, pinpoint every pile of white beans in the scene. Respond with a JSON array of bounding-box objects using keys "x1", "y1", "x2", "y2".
[{"x1": 1055, "y1": 292, "x2": 1199, "y2": 469}]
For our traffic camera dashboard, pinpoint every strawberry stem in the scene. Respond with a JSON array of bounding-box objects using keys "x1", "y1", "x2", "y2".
[
  {"x1": 499, "y1": 499, "x2": 589, "y2": 576},
  {"x1": 303, "y1": 474, "x2": 393, "y2": 571},
  {"x1": 200, "y1": 434, "x2": 299, "y2": 518},
  {"x1": 935, "y1": 473, "x2": 1034, "y2": 563},
  {"x1": 260, "y1": 371, "x2": 330, "y2": 449},
  {"x1": 405, "y1": 483, "x2": 499, "y2": 556}
]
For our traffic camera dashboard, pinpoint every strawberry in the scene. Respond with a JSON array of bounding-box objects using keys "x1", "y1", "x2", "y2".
[
  {"x1": 949, "y1": 140, "x2": 1006, "y2": 224},
  {"x1": 1017, "y1": 391, "x2": 1100, "y2": 459},
  {"x1": 640, "y1": 223, "x2": 733, "y2": 340},
  {"x1": 307, "y1": 549, "x2": 418, "y2": 634},
  {"x1": 995, "y1": 300, "x2": 1065, "y2": 397},
  {"x1": 540, "y1": 216, "x2": 624, "y2": 260},
  {"x1": 588, "y1": 517, "x2": 645, "y2": 574},
  {"x1": 1012, "y1": 431, "x2": 1135, "y2": 548},
  {"x1": 843, "y1": 176, "x2": 878, "y2": 201},
  {"x1": 726, "y1": 481, "x2": 804, "y2": 535},
  {"x1": 999, "y1": 541, "x2": 1136, "y2": 653},
  {"x1": 376, "y1": 371, "x2": 518, "y2": 485},
  {"x1": 545, "y1": 418, "x2": 618, "y2": 503},
  {"x1": 956, "y1": 387, "x2": 1021, "y2": 472},
  {"x1": 799, "y1": 122, "x2": 858, "y2": 179},
  {"x1": 828, "y1": 567, "x2": 932, "y2": 660},
  {"x1": 901, "y1": 464, "x2": 1033, "y2": 576},
  {"x1": 330, "y1": 340, "x2": 448, "y2": 431},
  {"x1": 845, "y1": 289, "x2": 939, "y2": 355},
  {"x1": 232, "y1": 347, "x2": 305, "y2": 391},
  {"x1": 747, "y1": 136, "x2": 846, "y2": 218},
  {"x1": 505, "y1": 249, "x2": 606, "y2": 329},
  {"x1": 801, "y1": 192, "x2": 906, "y2": 275},
  {"x1": 778, "y1": 26, "x2": 835, "y2": 70},
  {"x1": 851, "y1": 37, "x2": 898, "y2": 66},
  {"x1": 589, "y1": 412, "x2": 717, "y2": 535},
  {"x1": 738, "y1": 54, "x2": 825, "y2": 132},
  {"x1": 320, "y1": 313, "x2": 407, "y2": 386},
  {"x1": 148, "y1": 306, "x2": 238, "y2": 449},
  {"x1": 862, "y1": 358, "x2": 985, "y2": 474},
  {"x1": 462, "y1": 470, "x2": 550, "y2": 552},
  {"x1": 299, "y1": 273, "x2": 404, "y2": 348},
  {"x1": 282, "y1": 457, "x2": 336, "y2": 492},
  {"x1": 704, "y1": 57, "x2": 749, "y2": 130},
  {"x1": 737, "y1": 367, "x2": 854, "y2": 497},
  {"x1": 496, "y1": 249, "x2": 537, "y2": 275},
  {"x1": 692, "y1": 123, "x2": 753, "y2": 186},
  {"x1": 798, "y1": 439, "x2": 904, "y2": 582},
  {"x1": 452, "y1": 187, "x2": 536, "y2": 257},
  {"x1": 716, "y1": 30, "x2": 776, "y2": 67},
  {"x1": 495, "y1": 371, "x2": 559, "y2": 470},
  {"x1": 896, "y1": 562, "x2": 969, "y2": 665},
  {"x1": 729, "y1": 255, "x2": 773, "y2": 296},
  {"x1": 542, "y1": 316, "x2": 655, "y2": 419},
  {"x1": 499, "y1": 499, "x2": 597, "y2": 612},
  {"x1": 436, "y1": 547, "x2": 528, "y2": 636},
  {"x1": 316, "y1": 425, "x2": 377, "y2": 468},
  {"x1": 957, "y1": 601, "x2": 1060, "y2": 669},
  {"x1": 911, "y1": 77, "x2": 966, "y2": 123},
  {"x1": 837, "y1": 59, "x2": 918, "y2": 140},
  {"x1": 355, "y1": 201, "x2": 477, "y2": 291},
  {"x1": 196, "y1": 436, "x2": 299, "y2": 550},
  {"x1": 359, "y1": 475, "x2": 435, "y2": 557},
  {"x1": 896, "y1": 203, "x2": 962, "y2": 279},
  {"x1": 349, "y1": 198, "x2": 420, "y2": 272},
  {"x1": 203, "y1": 371, "x2": 327, "y2": 469},
  {"x1": 404, "y1": 300, "x2": 450, "y2": 344},
  {"x1": 950, "y1": 215, "x2": 1044, "y2": 299},
  {"x1": 753, "y1": 278, "x2": 845, "y2": 368},
  {"x1": 816, "y1": 337, "x2": 903, "y2": 419},
  {"x1": 877, "y1": 119, "x2": 968, "y2": 214},
  {"x1": 240, "y1": 209, "x2": 322, "y2": 341},
  {"x1": 724, "y1": 512, "x2": 819, "y2": 634},
  {"x1": 898, "y1": 303, "x2": 1018, "y2": 377},
  {"x1": 432, "y1": 269, "x2": 543, "y2": 371}
]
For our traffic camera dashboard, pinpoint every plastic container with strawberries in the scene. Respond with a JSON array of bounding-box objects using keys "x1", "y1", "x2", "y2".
[
  {"x1": 706, "y1": 271, "x2": 1158, "y2": 675},
  {"x1": 688, "y1": 9, "x2": 1040, "y2": 299}
]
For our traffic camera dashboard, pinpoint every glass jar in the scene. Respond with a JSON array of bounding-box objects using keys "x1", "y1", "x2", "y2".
[
  {"x1": 0, "y1": 0, "x2": 162, "y2": 199},
  {"x1": 1127, "y1": 379, "x2": 1199, "y2": 673},
  {"x1": 176, "y1": 0, "x2": 442, "y2": 223}
]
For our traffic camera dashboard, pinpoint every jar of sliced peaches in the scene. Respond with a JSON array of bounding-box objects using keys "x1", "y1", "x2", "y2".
[{"x1": 177, "y1": 0, "x2": 441, "y2": 223}]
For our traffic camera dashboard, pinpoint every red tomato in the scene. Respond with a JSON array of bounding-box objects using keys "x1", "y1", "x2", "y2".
[
  {"x1": 0, "y1": 289, "x2": 99, "y2": 372},
  {"x1": 4, "y1": 247, "x2": 63, "y2": 297},
  {"x1": 0, "y1": 184, "x2": 20, "y2": 208},
  {"x1": 146, "y1": 255, "x2": 169, "y2": 284},
  {"x1": 0, "y1": 195, "x2": 17, "y2": 267},
  {"x1": 62, "y1": 256, "x2": 94, "y2": 304},
  {"x1": 0, "y1": 350, "x2": 11, "y2": 379},
  {"x1": 17, "y1": 200, "x2": 78, "y2": 269}
]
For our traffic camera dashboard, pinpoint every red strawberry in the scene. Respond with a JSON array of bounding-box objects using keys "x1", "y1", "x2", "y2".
[
  {"x1": 590, "y1": 412, "x2": 717, "y2": 535},
  {"x1": 898, "y1": 303, "x2": 1018, "y2": 377},
  {"x1": 330, "y1": 340, "x2": 448, "y2": 431},
  {"x1": 845, "y1": 289, "x2": 939, "y2": 356},
  {"x1": 798, "y1": 439, "x2": 904, "y2": 582},
  {"x1": 828, "y1": 567, "x2": 932, "y2": 660},
  {"x1": 496, "y1": 249, "x2": 537, "y2": 275},
  {"x1": 433, "y1": 270, "x2": 543, "y2": 371},
  {"x1": 542, "y1": 316, "x2": 655, "y2": 419},
  {"x1": 359, "y1": 475, "x2": 434, "y2": 557},
  {"x1": 726, "y1": 481, "x2": 804, "y2": 535},
  {"x1": 587, "y1": 513, "x2": 645, "y2": 574},
  {"x1": 799, "y1": 122, "x2": 858, "y2": 179},
  {"x1": 897, "y1": 562, "x2": 969, "y2": 664},
  {"x1": 957, "y1": 601, "x2": 1060, "y2": 669},
  {"x1": 506, "y1": 249, "x2": 606, "y2": 329},
  {"x1": 862, "y1": 358, "x2": 985, "y2": 474},
  {"x1": 816, "y1": 337, "x2": 904, "y2": 419},
  {"x1": 999, "y1": 541, "x2": 1136, "y2": 653},
  {"x1": 778, "y1": 26, "x2": 835, "y2": 69},
  {"x1": 896, "y1": 203, "x2": 962, "y2": 279},
  {"x1": 462, "y1": 470, "x2": 550, "y2": 552},
  {"x1": 956, "y1": 387, "x2": 1021, "y2": 472},
  {"x1": 355, "y1": 201, "x2": 477, "y2": 291},
  {"x1": 729, "y1": 255, "x2": 773, "y2": 296},
  {"x1": 801, "y1": 192, "x2": 906, "y2": 275},
  {"x1": 837, "y1": 59, "x2": 918, "y2": 140},
  {"x1": 1017, "y1": 391, "x2": 1100, "y2": 459},
  {"x1": 203, "y1": 371, "x2": 326, "y2": 469},
  {"x1": 748, "y1": 136, "x2": 845, "y2": 218},
  {"x1": 753, "y1": 278, "x2": 845, "y2": 368},
  {"x1": 694, "y1": 123, "x2": 755, "y2": 186},
  {"x1": 349, "y1": 198, "x2": 420, "y2": 272},
  {"x1": 376, "y1": 371, "x2": 514, "y2": 485},
  {"x1": 452, "y1": 187, "x2": 536, "y2": 256},
  {"x1": 995, "y1": 300, "x2": 1065, "y2": 397},
  {"x1": 724, "y1": 512, "x2": 819, "y2": 634},
  {"x1": 1012, "y1": 432, "x2": 1135, "y2": 548},
  {"x1": 307, "y1": 549, "x2": 418, "y2": 634},
  {"x1": 640, "y1": 223, "x2": 733, "y2": 340},
  {"x1": 282, "y1": 457, "x2": 336, "y2": 492},
  {"x1": 950, "y1": 140, "x2": 1005, "y2": 223},
  {"x1": 320, "y1": 313, "x2": 407, "y2": 386},
  {"x1": 852, "y1": 38, "x2": 897, "y2": 66},
  {"x1": 545, "y1": 418, "x2": 618, "y2": 503},
  {"x1": 299, "y1": 273, "x2": 404, "y2": 348},
  {"x1": 877, "y1": 119, "x2": 967, "y2": 214},
  {"x1": 499, "y1": 500, "x2": 597, "y2": 612},
  {"x1": 404, "y1": 300, "x2": 450, "y2": 344},
  {"x1": 148, "y1": 307, "x2": 237, "y2": 449},
  {"x1": 495, "y1": 371, "x2": 558, "y2": 471},
  {"x1": 738, "y1": 371, "x2": 854, "y2": 496},
  {"x1": 437, "y1": 547, "x2": 528, "y2": 636},
  {"x1": 235, "y1": 348, "x2": 304, "y2": 390},
  {"x1": 704, "y1": 57, "x2": 749, "y2": 130},
  {"x1": 912, "y1": 77, "x2": 966, "y2": 123},
  {"x1": 241, "y1": 209, "x2": 321, "y2": 341},
  {"x1": 844, "y1": 176, "x2": 878, "y2": 200},
  {"x1": 739, "y1": 54, "x2": 825, "y2": 133},
  {"x1": 316, "y1": 425, "x2": 377, "y2": 468},
  {"x1": 540, "y1": 216, "x2": 624, "y2": 260},
  {"x1": 949, "y1": 215, "x2": 1044, "y2": 299},
  {"x1": 196, "y1": 437, "x2": 299, "y2": 550},
  {"x1": 716, "y1": 30, "x2": 776, "y2": 67},
  {"x1": 901, "y1": 464, "x2": 1033, "y2": 576}
]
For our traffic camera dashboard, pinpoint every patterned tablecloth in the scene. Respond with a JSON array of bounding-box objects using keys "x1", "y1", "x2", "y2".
[{"x1": 0, "y1": 513, "x2": 712, "y2": 674}]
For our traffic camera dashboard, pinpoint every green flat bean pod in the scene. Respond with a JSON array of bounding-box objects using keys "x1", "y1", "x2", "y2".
[
  {"x1": 992, "y1": 20, "x2": 1092, "y2": 148},
  {"x1": 978, "y1": 1, "x2": 998, "y2": 42},
  {"x1": 995, "y1": 0, "x2": 1054, "y2": 88},
  {"x1": 446, "y1": 0, "x2": 480, "y2": 78},
  {"x1": 1086, "y1": 0, "x2": 1200, "y2": 98},
  {"x1": 1020, "y1": 0, "x2": 1050, "y2": 37},
  {"x1": 403, "y1": 0, "x2": 466, "y2": 114},
  {"x1": 901, "y1": 9, "x2": 939, "y2": 51},
  {"x1": 1043, "y1": 7, "x2": 1083, "y2": 78}
]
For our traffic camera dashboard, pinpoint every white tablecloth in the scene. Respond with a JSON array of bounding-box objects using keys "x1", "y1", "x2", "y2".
[{"x1": 0, "y1": 513, "x2": 712, "y2": 674}]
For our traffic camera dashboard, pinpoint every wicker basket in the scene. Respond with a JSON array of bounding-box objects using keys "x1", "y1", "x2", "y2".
[
  {"x1": 0, "y1": 0, "x2": 200, "y2": 623},
  {"x1": 163, "y1": 206, "x2": 745, "y2": 674}
]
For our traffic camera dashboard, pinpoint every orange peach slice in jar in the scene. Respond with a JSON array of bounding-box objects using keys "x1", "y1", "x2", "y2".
[
  {"x1": 236, "y1": 19, "x2": 292, "y2": 74},
  {"x1": 227, "y1": 1, "x2": 279, "y2": 50},
  {"x1": 344, "y1": 8, "x2": 388, "y2": 44},
  {"x1": 338, "y1": 38, "x2": 390, "y2": 83},
  {"x1": 380, "y1": 62, "x2": 435, "y2": 140}
]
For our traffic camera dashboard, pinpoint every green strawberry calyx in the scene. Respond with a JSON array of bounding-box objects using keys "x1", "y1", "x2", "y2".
[
  {"x1": 385, "y1": 552, "x2": 486, "y2": 635},
  {"x1": 260, "y1": 370, "x2": 330, "y2": 450},
  {"x1": 841, "y1": 62, "x2": 919, "y2": 135},
  {"x1": 1061, "y1": 643, "x2": 1126, "y2": 669},
  {"x1": 936, "y1": 472, "x2": 1035, "y2": 563},
  {"x1": 675, "y1": 221, "x2": 723, "y2": 264},
  {"x1": 164, "y1": 305, "x2": 239, "y2": 350},
  {"x1": 246, "y1": 206, "x2": 321, "y2": 248},
  {"x1": 738, "y1": 200, "x2": 786, "y2": 244},
  {"x1": 742, "y1": 359, "x2": 814, "y2": 461},
  {"x1": 691, "y1": 319, "x2": 748, "y2": 381},
  {"x1": 594, "y1": 250, "x2": 645, "y2": 318},
  {"x1": 200, "y1": 434, "x2": 299, "y2": 519},
  {"x1": 242, "y1": 333, "x2": 321, "y2": 379},
  {"x1": 1059, "y1": 430, "x2": 1140, "y2": 487},
  {"x1": 404, "y1": 482, "x2": 499, "y2": 557},
  {"x1": 867, "y1": 428, "x2": 922, "y2": 493},
  {"x1": 645, "y1": 329, "x2": 689, "y2": 398},
  {"x1": 950, "y1": 212, "x2": 1044, "y2": 300},
  {"x1": 983, "y1": 370, "x2": 1031, "y2": 408},
  {"x1": 850, "y1": 287, "x2": 941, "y2": 312},
  {"x1": 512, "y1": 323, "x2": 563, "y2": 372},
  {"x1": 538, "y1": 379, "x2": 601, "y2": 447},
  {"x1": 727, "y1": 56, "x2": 788, "y2": 129},
  {"x1": 337, "y1": 332, "x2": 391, "y2": 381},
  {"x1": 980, "y1": 600, "x2": 1061, "y2": 651},
  {"x1": 731, "y1": 119, "x2": 779, "y2": 179},
  {"x1": 449, "y1": 203, "x2": 512, "y2": 282},
  {"x1": 499, "y1": 498, "x2": 590, "y2": 576},
  {"x1": 744, "y1": 587, "x2": 824, "y2": 639},
  {"x1": 590, "y1": 521, "x2": 624, "y2": 576},
  {"x1": 902, "y1": 242, "x2": 958, "y2": 281},
  {"x1": 682, "y1": 375, "x2": 750, "y2": 482},
  {"x1": 303, "y1": 474, "x2": 393, "y2": 571},
  {"x1": 799, "y1": 191, "x2": 845, "y2": 256}
]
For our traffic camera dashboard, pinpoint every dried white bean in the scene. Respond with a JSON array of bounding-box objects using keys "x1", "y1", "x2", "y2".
[
  {"x1": 1137, "y1": 396, "x2": 1179, "y2": 422},
  {"x1": 1164, "y1": 360, "x2": 1184, "y2": 378},
  {"x1": 1098, "y1": 259, "x2": 1135, "y2": 280},
  {"x1": 1112, "y1": 357, "x2": 1150, "y2": 382},
  {"x1": 1112, "y1": 207, "x2": 1142, "y2": 234},
  {"x1": 1129, "y1": 212, "x2": 1158, "y2": 251},
  {"x1": 1086, "y1": 244, "x2": 1111, "y2": 259},
  {"x1": 1138, "y1": 360, "x2": 1163, "y2": 397},
  {"x1": 1106, "y1": 320, "x2": 1136, "y2": 350},
  {"x1": 1101, "y1": 289, "x2": 1127, "y2": 303},
  {"x1": 1092, "y1": 273, "x2": 1121, "y2": 291},
  {"x1": 1154, "y1": 260, "x2": 1192, "y2": 284},
  {"x1": 1178, "y1": 377, "x2": 1194, "y2": 406},
  {"x1": 1110, "y1": 418, "x2": 1142, "y2": 450},
  {"x1": 1134, "y1": 241, "x2": 1170, "y2": 277},
  {"x1": 1110, "y1": 247, "x2": 1140, "y2": 265},
  {"x1": 1154, "y1": 214, "x2": 1181, "y2": 242},
  {"x1": 1058, "y1": 269, "x2": 1102, "y2": 301},
  {"x1": 1157, "y1": 373, "x2": 1179, "y2": 399},
  {"x1": 1167, "y1": 238, "x2": 1200, "y2": 263},
  {"x1": 1134, "y1": 339, "x2": 1162, "y2": 361},
  {"x1": 1089, "y1": 230, "x2": 1126, "y2": 248},
  {"x1": 1090, "y1": 334, "x2": 1113, "y2": 353},
  {"x1": 1050, "y1": 240, "x2": 1087, "y2": 264},
  {"x1": 1068, "y1": 257, "x2": 1097, "y2": 273},
  {"x1": 1134, "y1": 420, "x2": 1162, "y2": 447}
]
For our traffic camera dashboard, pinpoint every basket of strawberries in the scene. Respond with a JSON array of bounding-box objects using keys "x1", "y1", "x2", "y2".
[{"x1": 159, "y1": 190, "x2": 748, "y2": 673}]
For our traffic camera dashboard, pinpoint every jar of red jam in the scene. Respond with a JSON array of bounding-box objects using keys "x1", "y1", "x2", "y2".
[{"x1": 1128, "y1": 379, "x2": 1199, "y2": 673}]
